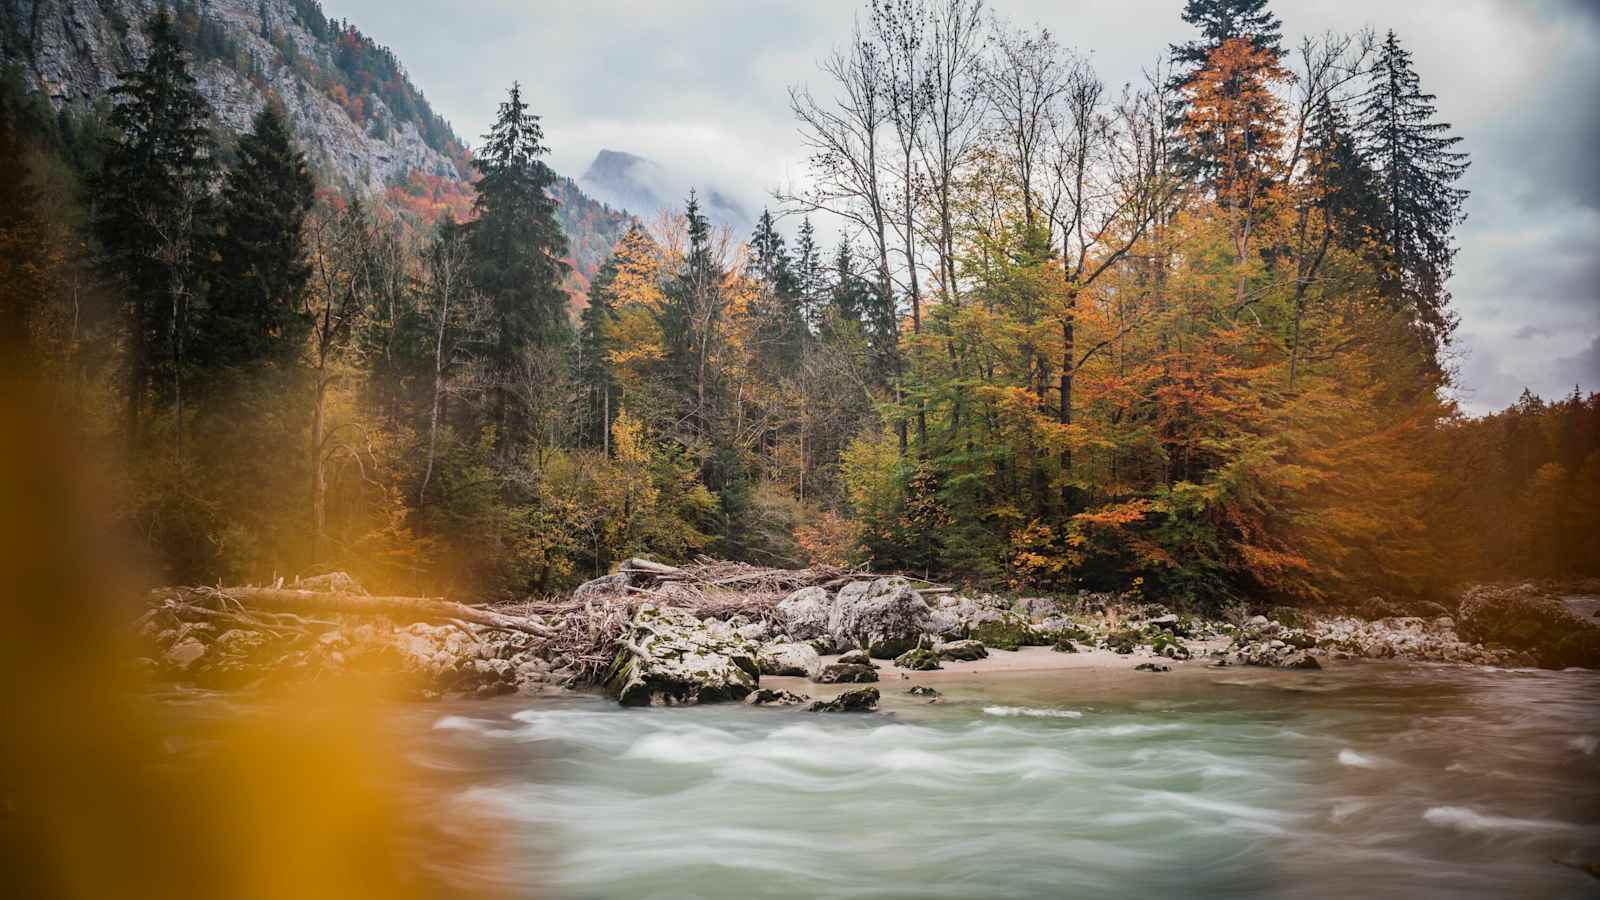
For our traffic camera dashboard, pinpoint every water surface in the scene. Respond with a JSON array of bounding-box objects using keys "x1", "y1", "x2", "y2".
[{"x1": 199, "y1": 663, "x2": 1600, "y2": 898}]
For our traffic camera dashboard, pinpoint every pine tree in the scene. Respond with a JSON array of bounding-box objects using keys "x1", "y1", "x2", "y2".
[
  {"x1": 468, "y1": 82, "x2": 571, "y2": 445},
  {"x1": 95, "y1": 9, "x2": 215, "y2": 448},
  {"x1": 1358, "y1": 30, "x2": 1469, "y2": 362},
  {"x1": 659, "y1": 192, "x2": 725, "y2": 449},
  {"x1": 577, "y1": 253, "x2": 621, "y2": 452},
  {"x1": 207, "y1": 103, "x2": 315, "y2": 367},
  {"x1": 748, "y1": 208, "x2": 804, "y2": 373},
  {"x1": 1170, "y1": 0, "x2": 1284, "y2": 72},
  {"x1": 792, "y1": 216, "x2": 822, "y2": 331},
  {"x1": 0, "y1": 85, "x2": 41, "y2": 351}
]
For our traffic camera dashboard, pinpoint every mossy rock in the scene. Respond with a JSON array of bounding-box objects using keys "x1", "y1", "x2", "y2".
[
  {"x1": 1052, "y1": 638, "x2": 1078, "y2": 653},
  {"x1": 970, "y1": 614, "x2": 1038, "y2": 651},
  {"x1": 1104, "y1": 628, "x2": 1143, "y2": 655},
  {"x1": 1268, "y1": 606, "x2": 1309, "y2": 629},
  {"x1": 1150, "y1": 633, "x2": 1191, "y2": 660},
  {"x1": 893, "y1": 647, "x2": 942, "y2": 671}
]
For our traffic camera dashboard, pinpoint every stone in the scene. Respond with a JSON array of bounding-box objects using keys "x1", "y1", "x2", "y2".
[
  {"x1": 893, "y1": 647, "x2": 942, "y2": 671},
  {"x1": 907, "y1": 685, "x2": 940, "y2": 697},
  {"x1": 1134, "y1": 663, "x2": 1170, "y2": 672},
  {"x1": 606, "y1": 605, "x2": 760, "y2": 706},
  {"x1": 808, "y1": 687, "x2": 879, "y2": 712},
  {"x1": 736, "y1": 621, "x2": 770, "y2": 642},
  {"x1": 829, "y1": 580, "x2": 932, "y2": 659},
  {"x1": 1247, "y1": 615, "x2": 1270, "y2": 628},
  {"x1": 1280, "y1": 651, "x2": 1322, "y2": 670},
  {"x1": 836, "y1": 649, "x2": 875, "y2": 667},
  {"x1": 814, "y1": 663, "x2": 879, "y2": 684},
  {"x1": 777, "y1": 586, "x2": 833, "y2": 641},
  {"x1": 746, "y1": 688, "x2": 811, "y2": 707},
  {"x1": 1458, "y1": 583, "x2": 1600, "y2": 669},
  {"x1": 936, "y1": 639, "x2": 988, "y2": 661},
  {"x1": 1146, "y1": 614, "x2": 1180, "y2": 632},
  {"x1": 164, "y1": 636, "x2": 207, "y2": 672},
  {"x1": 758, "y1": 642, "x2": 822, "y2": 678},
  {"x1": 969, "y1": 612, "x2": 1037, "y2": 651}
]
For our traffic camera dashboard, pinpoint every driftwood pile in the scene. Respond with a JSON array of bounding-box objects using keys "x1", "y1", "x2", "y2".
[
  {"x1": 141, "y1": 559, "x2": 953, "y2": 690},
  {"x1": 525, "y1": 557, "x2": 873, "y2": 685}
]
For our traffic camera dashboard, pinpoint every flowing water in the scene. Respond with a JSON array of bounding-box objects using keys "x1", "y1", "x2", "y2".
[{"x1": 179, "y1": 663, "x2": 1600, "y2": 898}]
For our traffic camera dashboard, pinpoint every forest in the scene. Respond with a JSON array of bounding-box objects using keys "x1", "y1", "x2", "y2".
[{"x1": 2, "y1": 0, "x2": 1595, "y2": 610}]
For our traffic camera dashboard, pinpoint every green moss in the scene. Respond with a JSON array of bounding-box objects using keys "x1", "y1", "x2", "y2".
[
  {"x1": 971, "y1": 618, "x2": 1028, "y2": 651},
  {"x1": 1051, "y1": 638, "x2": 1078, "y2": 653},
  {"x1": 894, "y1": 647, "x2": 942, "y2": 671},
  {"x1": 1104, "y1": 628, "x2": 1143, "y2": 655}
]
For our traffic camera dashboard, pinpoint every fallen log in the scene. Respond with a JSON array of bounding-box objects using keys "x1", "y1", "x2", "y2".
[{"x1": 151, "y1": 586, "x2": 553, "y2": 638}]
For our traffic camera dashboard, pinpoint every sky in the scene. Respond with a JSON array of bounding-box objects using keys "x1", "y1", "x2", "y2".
[{"x1": 324, "y1": 0, "x2": 1600, "y2": 414}]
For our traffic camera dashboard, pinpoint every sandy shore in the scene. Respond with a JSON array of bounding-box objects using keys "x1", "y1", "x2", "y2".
[{"x1": 761, "y1": 640, "x2": 1235, "y2": 697}]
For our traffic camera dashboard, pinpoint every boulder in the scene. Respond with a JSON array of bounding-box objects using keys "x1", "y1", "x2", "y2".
[
  {"x1": 809, "y1": 687, "x2": 879, "y2": 712},
  {"x1": 1458, "y1": 583, "x2": 1600, "y2": 669},
  {"x1": 969, "y1": 611, "x2": 1037, "y2": 651},
  {"x1": 606, "y1": 605, "x2": 760, "y2": 706},
  {"x1": 777, "y1": 586, "x2": 833, "y2": 641},
  {"x1": 1134, "y1": 663, "x2": 1170, "y2": 672},
  {"x1": 893, "y1": 647, "x2": 941, "y2": 671},
  {"x1": 746, "y1": 688, "x2": 811, "y2": 707},
  {"x1": 1281, "y1": 651, "x2": 1322, "y2": 670},
  {"x1": 936, "y1": 639, "x2": 988, "y2": 661},
  {"x1": 572, "y1": 572, "x2": 633, "y2": 603},
  {"x1": 829, "y1": 580, "x2": 931, "y2": 659},
  {"x1": 814, "y1": 663, "x2": 879, "y2": 684},
  {"x1": 907, "y1": 685, "x2": 940, "y2": 697},
  {"x1": 758, "y1": 642, "x2": 822, "y2": 678},
  {"x1": 836, "y1": 649, "x2": 875, "y2": 667}
]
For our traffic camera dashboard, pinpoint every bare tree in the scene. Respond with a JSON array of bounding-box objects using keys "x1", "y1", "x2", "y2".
[
  {"x1": 918, "y1": 0, "x2": 987, "y2": 304},
  {"x1": 417, "y1": 223, "x2": 488, "y2": 504}
]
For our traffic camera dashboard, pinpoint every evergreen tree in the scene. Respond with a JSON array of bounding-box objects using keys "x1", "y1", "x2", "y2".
[
  {"x1": 577, "y1": 253, "x2": 621, "y2": 452},
  {"x1": 748, "y1": 208, "x2": 804, "y2": 373},
  {"x1": 1358, "y1": 30, "x2": 1469, "y2": 362},
  {"x1": 659, "y1": 192, "x2": 722, "y2": 433},
  {"x1": 468, "y1": 82, "x2": 571, "y2": 444},
  {"x1": 95, "y1": 9, "x2": 216, "y2": 445},
  {"x1": 206, "y1": 103, "x2": 315, "y2": 367},
  {"x1": 792, "y1": 216, "x2": 823, "y2": 331},
  {"x1": 0, "y1": 83, "x2": 41, "y2": 350},
  {"x1": 1170, "y1": 0, "x2": 1284, "y2": 72}
]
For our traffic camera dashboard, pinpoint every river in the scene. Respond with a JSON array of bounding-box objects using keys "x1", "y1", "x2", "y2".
[{"x1": 329, "y1": 661, "x2": 1598, "y2": 899}]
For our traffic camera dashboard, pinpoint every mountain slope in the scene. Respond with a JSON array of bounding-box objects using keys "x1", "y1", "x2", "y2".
[
  {"x1": 579, "y1": 148, "x2": 752, "y2": 233},
  {"x1": 1, "y1": 0, "x2": 631, "y2": 287}
]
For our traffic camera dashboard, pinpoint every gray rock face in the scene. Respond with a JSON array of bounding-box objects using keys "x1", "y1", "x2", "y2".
[
  {"x1": 778, "y1": 586, "x2": 833, "y2": 642},
  {"x1": 809, "y1": 687, "x2": 879, "y2": 712},
  {"x1": 3, "y1": 0, "x2": 464, "y2": 193},
  {"x1": 758, "y1": 642, "x2": 822, "y2": 678},
  {"x1": 607, "y1": 605, "x2": 759, "y2": 706},
  {"x1": 829, "y1": 579, "x2": 931, "y2": 659},
  {"x1": 936, "y1": 639, "x2": 988, "y2": 661}
]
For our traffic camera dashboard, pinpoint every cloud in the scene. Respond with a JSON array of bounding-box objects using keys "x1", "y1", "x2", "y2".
[{"x1": 322, "y1": 0, "x2": 1600, "y2": 413}]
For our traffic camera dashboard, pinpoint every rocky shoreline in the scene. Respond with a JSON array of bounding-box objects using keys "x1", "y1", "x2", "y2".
[{"x1": 138, "y1": 565, "x2": 1600, "y2": 707}]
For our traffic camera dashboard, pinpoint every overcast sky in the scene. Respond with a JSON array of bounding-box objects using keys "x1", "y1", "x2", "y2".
[{"x1": 325, "y1": 0, "x2": 1599, "y2": 414}]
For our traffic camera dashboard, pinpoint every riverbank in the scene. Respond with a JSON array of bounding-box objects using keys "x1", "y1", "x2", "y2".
[{"x1": 135, "y1": 562, "x2": 1600, "y2": 708}]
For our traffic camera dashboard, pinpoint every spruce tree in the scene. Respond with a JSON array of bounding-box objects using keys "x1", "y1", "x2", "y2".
[
  {"x1": 95, "y1": 9, "x2": 215, "y2": 445},
  {"x1": 1358, "y1": 30, "x2": 1469, "y2": 361},
  {"x1": 659, "y1": 192, "x2": 724, "y2": 447},
  {"x1": 576, "y1": 254, "x2": 620, "y2": 452},
  {"x1": 1170, "y1": 0, "x2": 1284, "y2": 73},
  {"x1": 792, "y1": 216, "x2": 822, "y2": 331},
  {"x1": 748, "y1": 208, "x2": 804, "y2": 374},
  {"x1": 468, "y1": 82, "x2": 570, "y2": 444},
  {"x1": 207, "y1": 103, "x2": 315, "y2": 367}
]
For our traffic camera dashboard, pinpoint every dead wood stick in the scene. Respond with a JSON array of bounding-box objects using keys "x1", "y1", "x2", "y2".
[{"x1": 155, "y1": 587, "x2": 553, "y2": 637}]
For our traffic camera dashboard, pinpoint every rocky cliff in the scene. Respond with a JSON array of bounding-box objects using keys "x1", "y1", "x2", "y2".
[{"x1": 2, "y1": 0, "x2": 464, "y2": 191}]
